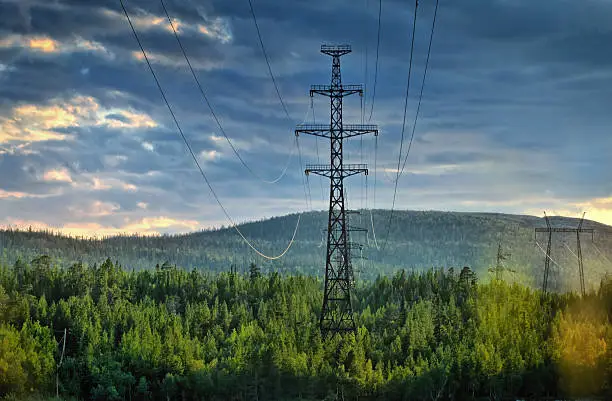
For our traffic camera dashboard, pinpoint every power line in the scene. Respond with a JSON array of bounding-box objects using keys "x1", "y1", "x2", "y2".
[
  {"x1": 535, "y1": 241, "x2": 562, "y2": 269},
  {"x1": 369, "y1": 136, "x2": 381, "y2": 249},
  {"x1": 400, "y1": 0, "x2": 439, "y2": 175},
  {"x1": 246, "y1": 0, "x2": 313, "y2": 209},
  {"x1": 367, "y1": 0, "x2": 383, "y2": 122},
  {"x1": 564, "y1": 242, "x2": 580, "y2": 261},
  {"x1": 380, "y1": 0, "x2": 420, "y2": 252},
  {"x1": 159, "y1": 0, "x2": 295, "y2": 185},
  {"x1": 247, "y1": 0, "x2": 291, "y2": 121},
  {"x1": 120, "y1": 0, "x2": 299, "y2": 260},
  {"x1": 361, "y1": 0, "x2": 370, "y2": 124},
  {"x1": 592, "y1": 242, "x2": 612, "y2": 266}
]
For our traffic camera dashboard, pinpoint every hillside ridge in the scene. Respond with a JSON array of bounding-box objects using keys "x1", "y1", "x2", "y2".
[{"x1": 1, "y1": 210, "x2": 611, "y2": 291}]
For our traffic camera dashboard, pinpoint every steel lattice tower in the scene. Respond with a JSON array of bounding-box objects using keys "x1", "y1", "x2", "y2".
[
  {"x1": 296, "y1": 44, "x2": 378, "y2": 337},
  {"x1": 535, "y1": 211, "x2": 594, "y2": 296}
]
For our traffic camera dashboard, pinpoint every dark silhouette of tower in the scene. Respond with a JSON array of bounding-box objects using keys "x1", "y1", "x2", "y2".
[
  {"x1": 296, "y1": 44, "x2": 378, "y2": 337},
  {"x1": 535, "y1": 211, "x2": 594, "y2": 296}
]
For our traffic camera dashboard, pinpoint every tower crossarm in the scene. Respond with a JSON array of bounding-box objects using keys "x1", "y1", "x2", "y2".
[
  {"x1": 535, "y1": 228, "x2": 594, "y2": 233},
  {"x1": 310, "y1": 84, "x2": 363, "y2": 97},
  {"x1": 323, "y1": 226, "x2": 367, "y2": 233},
  {"x1": 295, "y1": 124, "x2": 378, "y2": 139},
  {"x1": 305, "y1": 163, "x2": 368, "y2": 178},
  {"x1": 535, "y1": 227, "x2": 594, "y2": 236}
]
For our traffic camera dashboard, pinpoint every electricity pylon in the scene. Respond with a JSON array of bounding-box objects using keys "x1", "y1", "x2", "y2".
[
  {"x1": 534, "y1": 211, "x2": 594, "y2": 296},
  {"x1": 488, "y1": 242, "x2": 514, "y2": 280},
  {"x1": 295, "y1": 44, "x2": 378, "y2": 337}
]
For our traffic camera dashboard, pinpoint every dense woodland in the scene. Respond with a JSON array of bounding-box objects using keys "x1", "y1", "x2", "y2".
[
  {"x1": 0, "y1": 255, "x2": 611, "y2": 400},
  {"x1": 2, "y1": 211, "x2": 612, "y2": 293}
]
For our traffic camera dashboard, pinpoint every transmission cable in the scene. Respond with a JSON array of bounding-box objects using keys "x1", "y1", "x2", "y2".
[
  {"x1": 367, "y1": 0, "x2": 383, "y2": 122},
  {"x1": 535, "y1": 241, "x2": 563, "y2": 269},
  {"x1": 399, "y1": 0, "x2": 440, "y2": 175},
  {"x1": 247, "y1": 0, "x2": 291, "y2": 121},
  {"x1": 368, "y1": 136, "x2": 380, "y2": 249},
  {"x1": 381, "y1": 0, "x2": 440, "y2": 251},
  {"x1": 379, "y1": 0, "x2": 420, "y2": 252},
  {"x1": 564, "y1": 242, "x2": 580, "y2": 261},
  {"x1": 120, "y1": 0, "x2": 299, "y2": 260},
  {"x1": 592, "y1": 243, "x2": 612, "y2": 266},
  {"x1": 246, "y1": 0, "x2": 313, "y2": 210},
  {"x1": 160, "y1": 0, "x2": 295, "y2": 185}
]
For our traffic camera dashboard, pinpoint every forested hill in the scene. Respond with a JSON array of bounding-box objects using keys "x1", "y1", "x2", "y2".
[{"x1": 1, "y1": 210, "x2": 612, "y2": 291}]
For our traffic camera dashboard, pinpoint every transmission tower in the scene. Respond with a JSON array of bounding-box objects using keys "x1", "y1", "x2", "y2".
[
  {"x1": 534, "y1": 211, "x2": 594, "y2": 296},
  {"x1": 296, "y1": 44, "x2": 378, "y2": 337},
  {"x1": 489, "y1": 242, "x2": 514, "y2": 280}
]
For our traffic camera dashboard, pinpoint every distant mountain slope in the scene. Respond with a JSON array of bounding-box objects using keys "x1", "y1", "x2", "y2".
[{"x1": 1, "y1": 210, "x2": 611, "y2": 291}]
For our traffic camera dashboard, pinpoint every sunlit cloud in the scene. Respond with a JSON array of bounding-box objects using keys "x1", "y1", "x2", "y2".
[
  {"x1": 43, "y1": 168, "x2": 73, "y2": 183},
  {"x1": 200, "y1": 149, "x2": 220, "y2": 161},
  {"x1": 84, "y1": 176, "x2": 138, "y2": 193},
  {"x1": 101, "y1": 8, "x2": 232, "y2": 43},
  {"x1": 68, "y1": 201, "x2": 120, "y2": 218},
  {"x1": 28, "y1": 36, "x2": 58, "y2": 53},
  {"x1": 522, "y1": 196, "x2": 612, "y2": 226},
  {"x1": 0, "y1": 95, "x2": 158, "y2": 144},
  {"x1": 0, "y1": 34, "x2": 113, "y2": 58},
  {"x1": 92, "y1": 178, "x2": 111, "y2": 190},
  {"x1": 197, "y1": 18, "x2": 232, "y2": 43},
  {"x1": 0, "y1": 216, "x2": 201, "y2": 237},
  {"x1": 0, "y1": 189, "x2": 29, "y2": 199}
]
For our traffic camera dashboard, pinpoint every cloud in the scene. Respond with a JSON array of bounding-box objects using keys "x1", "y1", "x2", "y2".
[
  {"x1": 1, "y1": 0, "x2": 611, "y2": 235},
  {"x1": 68, "y1": 200, "x2": 120, "y2": 218},
  {"x1": 0, "y1": 95, "x2": 157, "y2": 144},
  {"x1": 522, "y1": 197, "x2": 612, "y2": 227},
  {"x1": 87, "y1": 176, "x2": 137, "y2": 193},
  {"x1": 0, "y1": 188, "x2": 57, "y2": 199},
  {"x1": 0, "y1": 34, "x2": 114, "y2": 58},
  {"x1": 0, "y1": 216, "x2": 201, "y2": 237},
  {"x1": 42, "y1": 168, "x2": 72, "y2": 183},
  {"x1": 100, "y1": 7, "x2": 232, "y2": 43},
  {"x1": 200, "y1": 149, "x2": 220, "y2": 161},
  {"x1": 131, "y1": 49, "x2": 223, "y2": 70},
  {"x1": 102, "y1": 154, "x2": 128, "y2": 168}
]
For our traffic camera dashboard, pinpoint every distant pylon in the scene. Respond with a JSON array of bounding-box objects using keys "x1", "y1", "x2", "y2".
[
  {"x1": 535, "y1": 211, "x2": 594, "y2": 296},
  {"x1": 489, "y1": 242, "x2": 513, "y2": 280},
  {"x1": 296, "y1": 44, "x2": 378, "y2": 337}
]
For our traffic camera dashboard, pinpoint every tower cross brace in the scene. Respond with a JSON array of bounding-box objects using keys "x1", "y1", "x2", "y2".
[
  {"x1": 296, "y1": 44, "x2": 378, "y2": 337},
  {"x1": 534, "y1": 211, "x2": 594, "y2": 296}
]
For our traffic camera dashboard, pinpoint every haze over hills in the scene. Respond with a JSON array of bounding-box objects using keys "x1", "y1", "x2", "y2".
[{"x1": 1, "y1": 210, "x2": 611, "y2": 292}]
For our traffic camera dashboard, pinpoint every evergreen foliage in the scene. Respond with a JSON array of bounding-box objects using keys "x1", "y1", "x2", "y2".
[
  {"x1": 0, "y1": 256, "x2": 610, "y2": 400},
  {"x1": 1, "y1": 211, "x2": 611, "y2": 292}
]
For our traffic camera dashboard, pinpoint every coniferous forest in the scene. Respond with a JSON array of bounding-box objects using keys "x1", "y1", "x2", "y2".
[{"x1": 0, "y1": 255, "x2": 611, "y2": 400}]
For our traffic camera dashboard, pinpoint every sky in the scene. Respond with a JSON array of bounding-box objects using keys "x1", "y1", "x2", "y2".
[{"x1": 1, "y1": 0, "x2": 612, "y2": 237}]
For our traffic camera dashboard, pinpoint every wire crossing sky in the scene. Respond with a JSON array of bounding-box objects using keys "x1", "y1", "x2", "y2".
[{"x1": 1, "y1": 0, "x2": 612, "y2": 236}]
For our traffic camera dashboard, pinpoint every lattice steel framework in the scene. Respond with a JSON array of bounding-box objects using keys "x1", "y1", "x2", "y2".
[
  {"x1": 296, "y1": 44, "x2": 378, "y2": 337},
  {"x1": 488, "y1": 242, "x2": 514, "y2": 281},
  {"x1": 535, "y1": 211, "x2": 594, "y2": 296}
]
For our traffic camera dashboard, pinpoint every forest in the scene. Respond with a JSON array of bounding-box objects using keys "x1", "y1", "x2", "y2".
[
  {"x1": 2, "y1": 210, "x2": 612, "y2": 292},
  {"x1": 0, "y1": 255, "x2": 611, "y2": 400}
]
